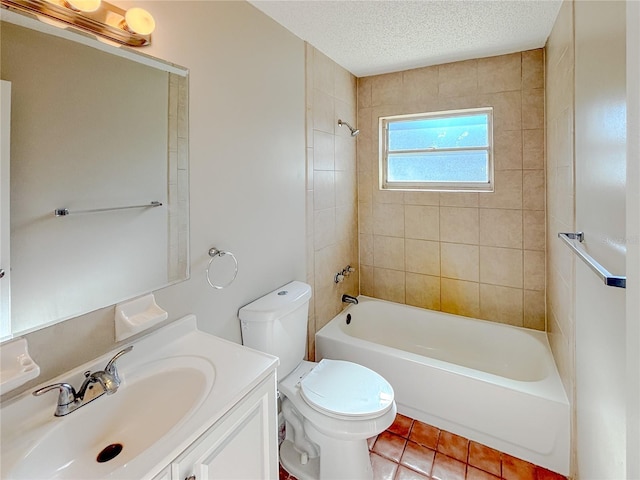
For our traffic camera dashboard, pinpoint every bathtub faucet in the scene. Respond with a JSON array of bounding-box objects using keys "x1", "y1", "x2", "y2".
[{"x1": 342, "y1": 294, "x2": 358, "y2": 305}]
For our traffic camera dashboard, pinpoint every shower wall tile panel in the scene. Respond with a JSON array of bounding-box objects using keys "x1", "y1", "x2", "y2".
[
  {"x1": 306, "y1": 44, "x2": 359, "y2": 360},
  {"x1": 357, "y1": 49, "x2": 546, "y2": 329}
]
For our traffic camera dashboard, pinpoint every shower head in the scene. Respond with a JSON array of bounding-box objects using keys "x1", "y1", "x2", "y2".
[{"x1": 338, "y1": 119, "x2": 360, "y2": 137}]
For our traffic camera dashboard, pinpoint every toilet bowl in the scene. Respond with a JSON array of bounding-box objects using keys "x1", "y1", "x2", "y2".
[
  {"x1": 278, "y1": 360, "x2": 396, "y2": 480},
  {"x1": 238, "y1": 281, "x2": 396, "y2": 480}
]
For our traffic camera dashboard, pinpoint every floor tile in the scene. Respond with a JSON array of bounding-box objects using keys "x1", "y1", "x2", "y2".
[
  {"x1": 369, "y1": 435, "x2": 379, "y2": 450},
  {"x1": 395, "y1": 465, "x2": 431, "y2": 480},
  {"x1": 437, "y1": 430, "x2": 469, "y2": 463},
  {"x1": 502, "y1": 453, "x2": 536, "y2": 480},
  {"x1": 373, "y1": 431, "x2": 408, "y2": 462},
  {"x1": 371, "y1": 452, "x2": 399, "y2": 480},
  {"x1": 466, "y1": 465, "x2": 500, "y2": 480},
  {"x1": 535, "y1": 466, "x2": 568, "y2": 480},
  {"x1": 389, "y1": 413, "x2": 414, "y2": 438},
  {"x1": 431, "y1": 452, "x2": 467, "y2": 480},
  {"x1": 468, "y1": 441, "x2": 501, "y2": 477},
  {"x1": 409, "y1": 420, "x2": 440, "y2": 449},
  {"x1": 400, "y1": 440, "x2": 436, "y2": 476}
]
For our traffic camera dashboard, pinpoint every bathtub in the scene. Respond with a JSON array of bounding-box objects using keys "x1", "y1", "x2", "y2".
[{"x1": 315, "y1": 296, "x2": 570, "y2": 476}]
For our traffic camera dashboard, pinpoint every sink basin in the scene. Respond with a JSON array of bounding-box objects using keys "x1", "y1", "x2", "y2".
[
  {"x1": 1, "y1": 315, "x2": 278, "y2": 480},
  {"x1": 5, "y1": 355, "x2": 214, "y2": 480}
]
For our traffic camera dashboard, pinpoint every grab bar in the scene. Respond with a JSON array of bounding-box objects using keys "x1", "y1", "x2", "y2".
[
  {"x1": 558, "y1": 232, "x2": 626, "y2": 288},
  {"x1": 54, "y1": 201, "x2": 162, "y2": 217}
]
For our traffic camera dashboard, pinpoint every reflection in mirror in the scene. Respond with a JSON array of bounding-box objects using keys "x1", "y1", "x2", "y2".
[{"x1": 0, "y1": 12, "x2": 189, "y2": 340}]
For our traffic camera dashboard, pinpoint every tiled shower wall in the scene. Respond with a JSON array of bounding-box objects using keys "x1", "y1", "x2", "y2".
[
  {"x1": 305, "y1": 44, "x2": 359, "y2": 360},
  {"x1": 357, "y1": 50, "x2": 546, "y2": 329},
  {"x1": 545, "y1": 0, "x2": 575, "y2": 406}
]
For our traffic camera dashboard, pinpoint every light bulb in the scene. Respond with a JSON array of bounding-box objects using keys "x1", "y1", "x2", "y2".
[
  {"x1": 64, "y1": 0, "x2": 101, "y2": 12},
  {"x1": 123, "y1": 7, "x2": 155, "y2": 36}
]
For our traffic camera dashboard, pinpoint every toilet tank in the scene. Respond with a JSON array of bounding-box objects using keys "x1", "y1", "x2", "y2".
[{"x1": 238, "y1": 281, "x2": 312, "y2": 380}]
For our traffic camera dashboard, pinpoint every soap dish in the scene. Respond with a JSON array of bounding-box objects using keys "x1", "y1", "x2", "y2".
[
  {"x1": 115, "y1": 293, "x2": 168, "y2": 342},
  {"x1": 0, "y1": 338, "x2": 40, "y2": 395}
]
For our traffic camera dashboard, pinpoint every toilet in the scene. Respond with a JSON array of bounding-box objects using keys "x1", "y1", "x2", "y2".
[{"x1": 239, "y1": 281, "x2": 396, "y2": 480}]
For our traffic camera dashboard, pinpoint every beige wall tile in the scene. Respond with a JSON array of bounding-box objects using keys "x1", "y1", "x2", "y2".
[
  {"x1": 524, "y1": 250, "x2": 545, "y2": 291},
  {"x1": 477, "y1": 53, "x2": 522, "y2": 94},
  {"x1": 440, "y1": 192, "x2": 479, "y2": 207},
  {"x1": 523, "y1": 129, "x2": 545, "y2": 170},
  {"x1": 479, "y1": 208, "x2": 523, "y2": 248},
  {"x1": 354, "y1": 48, "x2": 546, "y2": 330},
  {"x1": 335, "y1": 135, "x2": 357, "y2": 172},
  {"x1": 358, "y1": 202, "x2": 373, "y2": 234},
  {"x1": 441, "y1": 278, "x2": 480, "y2": 317},
  {"x1": 335, "y1": 170, "x2": 356, "y2": 208},
  {"x1": 313, "y1": 49, "x2": 334, "y2": 96},
  {"x1": 479, "y1": 284, "x2": 524, "y2": 326},
  {"x1": 314, "y1": 208, "x2": 335, "y2": 250},
  {"x1": 441, "y1": 243, "x2": 479, "y2": 281},
  {"x1": 479, "y1": 91, "x2": 521, "y2": 131},
  {"x1": 402, "y1": 66, "x2": 438, "y2": 102},
  {"x1": 360, "y1": 265, "x2": 374, "y2": 296},
  {"x1": 405, "y1": 205, "x2": 439, "y2": 240},
  {"x1": 335, "y1": 67, "x2": 356, "y2": 105},
  {"x1": 438, "y1": 59, "x2": 478, "y2": 97},
  {"x1": 480, "y1": 246, "x2": 523, "y2": 288},
  {"x1": 374, "y1": 235, "x2": 405, "y2": 270},
  {"x1": 523, "y1": 170, "x2": 545, "y2": 210},
  {"x1": 522, "y1": 88, "x2": 545, "y2": 130},
  {"x1": 374, "y1": 267, "x2": 405, "y2": 303},
  {"x1": 405, "y1": 239, "x2": 440, "y2": 276},
  {"x1": 313, "y1": 130, "x2": 335, "y2": 170},
  {"x1": 406, "y1": 273, "x2": 441, "y2": 310},
  {"x1": 371, "y1": 72, "x2": 403, "y2": 106},
  {"x1": 313, "y1": 170, "x2": 335, "y2": 210},
  {"x1": 523, "y1": 210, "x2": 546, "y2": 251},
  {"x1": 360, "y1": 233, "x2": 374, "y2": 266},
  {"x1": 357, "y1": 76, "x2": 372, "y2": 109},
  {"x1": 479, "y1": 170, "x2": 523, "y2": 209},
  {"x1": 522, "y1": 49, "x2": 544, "y2": 91},
  {"x1": 440, "y1": 207, "x2": 479, "y2": 244},
  {"x1": 313, "y1": 88, "x2": 334, "y2": 133},
  {"x1": 373, "y1": 202, "x2": 405, "y2": 237},
  {"x1": 404, "y1": 191, "x2": 440, "y2": 206},
  {"x1": 494, "y1": 130, "x2": 523, "y2": 170},
  {"x1": 335, "y1": 205, "x2": 356, "y2": 245},
  {"x1": 524, "y1": 289, "x2": 545, "y2": 330}
]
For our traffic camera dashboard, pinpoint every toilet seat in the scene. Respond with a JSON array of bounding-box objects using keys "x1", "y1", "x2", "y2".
[{"x1": 299, "y1": 359, "x2": 394, "y2": 419}]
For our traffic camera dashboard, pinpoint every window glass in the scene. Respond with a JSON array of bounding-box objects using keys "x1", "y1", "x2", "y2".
[{"x1": 381, "y1": 108, "x2": 493, "y2": 191}]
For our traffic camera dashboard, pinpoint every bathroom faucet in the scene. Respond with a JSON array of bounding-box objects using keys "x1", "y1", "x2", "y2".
[
  {"x1": 342, "y1": 294, "x2": 358, "y2": 305},
  {"x1": 33, "y1": 345, "x2": 133, "y2": 416}
]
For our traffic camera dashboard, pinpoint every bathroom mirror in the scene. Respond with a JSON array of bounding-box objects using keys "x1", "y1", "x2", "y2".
[{"x1": 0, "y1": 10, "x2": 189, "y2": 340}]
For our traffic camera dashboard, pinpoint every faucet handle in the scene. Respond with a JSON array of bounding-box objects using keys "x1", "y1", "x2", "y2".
[
  {"x1": 104, "y1": 345, "x2": 133, "y2": 383},
  {"x1": 33, "y1": 382, "x2": 77, "y2": 406}
]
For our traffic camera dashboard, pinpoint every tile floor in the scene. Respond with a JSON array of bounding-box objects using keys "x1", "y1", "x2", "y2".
[{"x1": 278, "y1": 414, "x2": 567, "y2": 480}]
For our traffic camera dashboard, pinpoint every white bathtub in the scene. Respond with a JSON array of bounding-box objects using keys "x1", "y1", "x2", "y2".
[{"x1": 315, "y1": 296, "x2": 569, "y2": 476}]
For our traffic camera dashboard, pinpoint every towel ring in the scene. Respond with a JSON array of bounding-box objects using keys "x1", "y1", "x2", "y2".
[{"x1": 206, "y1": 247, "x2": 238, "y2": 289}]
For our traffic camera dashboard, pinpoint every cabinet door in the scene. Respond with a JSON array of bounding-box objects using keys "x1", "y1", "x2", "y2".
[
  {"x1": 173, "y1": 375, "x2": 278, "y2": 480},
  {"x1": 151, "y1": 466, "x2": 172, "y2": 480}
]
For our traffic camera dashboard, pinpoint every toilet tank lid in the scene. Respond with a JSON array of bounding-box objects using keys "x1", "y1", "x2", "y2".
[{"x1": 238, "y1": 281, "x2": 312, "y2": 323}]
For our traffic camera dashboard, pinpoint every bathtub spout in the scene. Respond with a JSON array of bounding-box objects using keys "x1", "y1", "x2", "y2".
[{"x1": 342, "y1": 294, "x2": 358, "y2": 305}]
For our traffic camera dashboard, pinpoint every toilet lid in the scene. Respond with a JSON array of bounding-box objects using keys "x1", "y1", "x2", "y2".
[{"x1": 299, "y1": 359, "x2": 394, "y2": 418}]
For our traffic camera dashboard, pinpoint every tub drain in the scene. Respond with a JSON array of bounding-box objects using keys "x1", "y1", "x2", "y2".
[{"x1": 96, "y1": 443, "x2": 123, "y2": 463}]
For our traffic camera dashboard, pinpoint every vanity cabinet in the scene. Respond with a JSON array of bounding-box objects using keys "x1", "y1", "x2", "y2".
[{"x1": 166, "y1": 374, "x2": 278, "y2": 480}]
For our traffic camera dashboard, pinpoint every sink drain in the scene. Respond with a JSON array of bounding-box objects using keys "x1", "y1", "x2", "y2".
[{"x1": 96, "y1": 443, "x2": 123, "y2": 463}]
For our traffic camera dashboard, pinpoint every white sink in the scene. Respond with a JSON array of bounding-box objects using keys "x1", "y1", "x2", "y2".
[{"x1": 0, "y1": 315, "x2": 278, "y2": 480}]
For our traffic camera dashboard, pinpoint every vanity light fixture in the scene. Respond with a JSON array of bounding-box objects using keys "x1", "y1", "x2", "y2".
[{"x1": 1, "y1": 0, "x2": 155, "y2": 46}]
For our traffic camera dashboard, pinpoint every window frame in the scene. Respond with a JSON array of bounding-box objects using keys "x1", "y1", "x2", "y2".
[{"x1": 379, "y1": 107, "x2": 495, "y2": 192}]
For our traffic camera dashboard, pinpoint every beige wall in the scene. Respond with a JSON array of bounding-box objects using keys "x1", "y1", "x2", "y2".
[
  {"x1": 305, "y1": 45, "x2": 358, "y2": 360},
  {"x1": 4, "y1": 0, "x2": 307, "y2": 398},
  {"x1": 357, "y1": 50, "x2": 546, "y2": 329},
  {"x1": 545, "y1": 0, "x2": 575, "y2": 472}
]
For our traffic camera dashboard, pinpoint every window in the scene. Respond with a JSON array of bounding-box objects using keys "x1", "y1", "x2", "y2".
[{"x1": 380, "y1": 108, "x2": 494, "y2": 192}]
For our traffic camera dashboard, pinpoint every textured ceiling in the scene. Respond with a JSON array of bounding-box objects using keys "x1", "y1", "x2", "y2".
[{"x1": 248, "y1": 0, "x2": 562, "y2": 77}]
